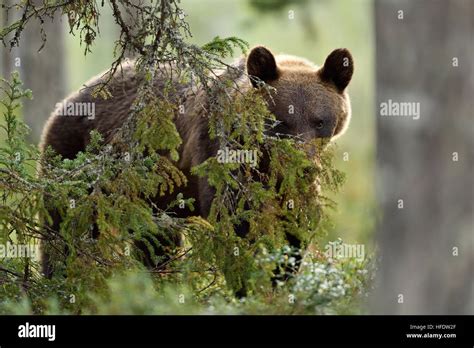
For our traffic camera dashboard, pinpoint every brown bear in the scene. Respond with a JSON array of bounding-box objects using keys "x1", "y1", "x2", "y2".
[{"x1": 39, "y1": 46, "x2": 354, "y2": 278}]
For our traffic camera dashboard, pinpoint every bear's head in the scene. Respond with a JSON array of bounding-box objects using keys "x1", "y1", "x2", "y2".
[{"x1": 246, "y1": 46, "x2": 353, "y2": 144}]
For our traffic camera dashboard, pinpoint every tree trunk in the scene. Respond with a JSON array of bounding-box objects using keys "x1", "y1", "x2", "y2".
[
  {"x1": 373, "y1": 0, "x2": 474, "y2": 314},
  {"x1": 1, "y1": 0, "x2": 19, "y2": 79},
  {"x1": 19, "y1": 0, "x2": 66, "y2": 143}
]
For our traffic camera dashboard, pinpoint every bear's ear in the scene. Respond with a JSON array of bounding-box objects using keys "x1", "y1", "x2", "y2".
[
  {"x1": 247, "y1": 46, "x2": 279, "y2": 87},
  {"x1": 319, "y1": 48, "x2": 354, "y2": 91}
]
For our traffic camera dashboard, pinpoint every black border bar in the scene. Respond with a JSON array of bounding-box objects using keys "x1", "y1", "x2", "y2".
[{"x1": 0, "y1": 315, "x2": 472, "y2": 346}]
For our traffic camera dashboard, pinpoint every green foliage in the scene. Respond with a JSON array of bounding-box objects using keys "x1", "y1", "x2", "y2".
[
  {"x1": 202, "y1": 36, "x2": 249, "y2": 57},
  {"x1": 0, "y1": 0, "x2": 372, "y2": 315},
  {"x1": 1, "y1": 244, "x2": 372, "y2": 315}
]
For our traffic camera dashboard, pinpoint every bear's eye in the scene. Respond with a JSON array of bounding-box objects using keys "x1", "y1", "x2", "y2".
[{"x1": 315, "y1": 120, "x2": 324, "y2": 129}]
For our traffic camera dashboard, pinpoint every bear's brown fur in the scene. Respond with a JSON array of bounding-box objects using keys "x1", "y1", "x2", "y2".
[{"x1": 39, "y1": 46, "x2": 354, "y2": 276}]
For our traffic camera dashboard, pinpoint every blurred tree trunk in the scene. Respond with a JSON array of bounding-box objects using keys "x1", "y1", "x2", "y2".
[
  {"x1": 20, "y1": 0, "x2": 66, "y2": 143},
  {"x1": 373, "y1": 0, "x2": 474, "y2": 314},
  {"x1": 1, "y1": 0, "x2": 10, "y2": 77},
  {"x1": 1, "y1": 0, "x2": 18, "y2": 79},
  {"x1": 122, "y1": 2, "x2": 139, "y2": 59}
]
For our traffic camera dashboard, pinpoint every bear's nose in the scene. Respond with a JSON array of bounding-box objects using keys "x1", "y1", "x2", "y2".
[
  {"x1": 302, "y1": 138, "x2": 330, "y2": 159},
  {"x1": 305, "y1": 144, "x2": 317, "y2": 158}
]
